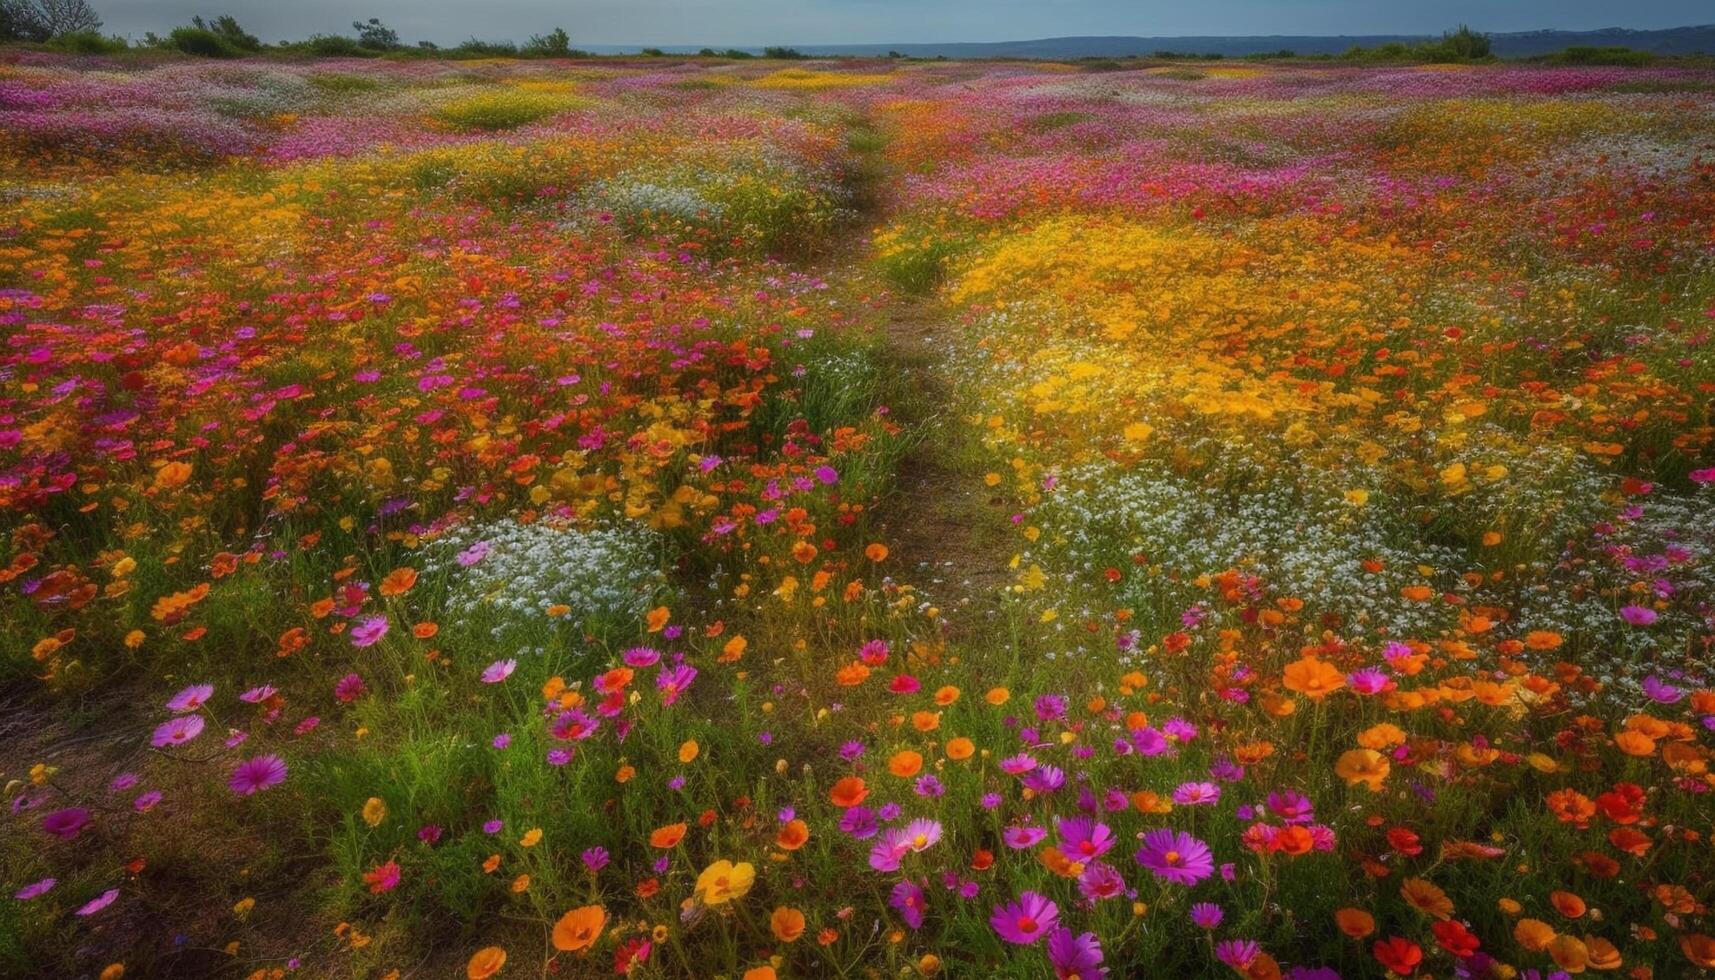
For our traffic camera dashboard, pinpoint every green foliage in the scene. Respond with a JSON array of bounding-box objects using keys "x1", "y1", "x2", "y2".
[
  {"x1": 352, "y1": 16, "x2": 400, "y2": 51},
  {"x1": 434, "y1": 91, "x2": 582, "y2": 131},
  {"x1": 763, "y1": 46, "x2": 808, "y2": 59},
  {"x1": 166, "y1": 26, "x2": 242, "y2": 58},
  {"x1": 523, "y1": 26, "x2": 571, "y2": 57},
  {"x1": 1342, "y1": 25, "x2": 1493, "y2": 63},
  {"x1": 46, "y1": 29, "x2": 124, "y2": 54}
]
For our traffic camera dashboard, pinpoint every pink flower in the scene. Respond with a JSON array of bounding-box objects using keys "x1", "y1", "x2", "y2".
[
  {"x1": 240, "y1": 685, "x2": 277, "y2": 703},
  {"x1": 363, "y1": 860, "x2": 401, "y2": 894},
  {"x1": 990, "y1": 891, "x2": 1058, "y2": 945},
  {"x1": 152, "y1": 714, "x2": 205, "y2": 748},
  {"x1": 1134, "y1": 828, "x2": 1215, "y2": 886},
  {"x1": 890, "y1": 879, "x2": 926, "y2": 929},
  {"x1": 166, "y1": 683, "x2": 214, "y2": 713},
  {"x1": 229, "y1": 754, "x2": 288, "y2": 795},
  {"x1": 1619, "y1": 605, "x2": 1657, "y2": 626},
  {"x1": 14, "y1": 877, "x2": 55, "y2": 900},
  {"x1": 75, "y1": 888, "x2": 119, "y2": 916},
  {"x1": 481, "y1": 658, "x2": 517, "y2": 684},
  {"x1": 41, "y1": 807, "x2": 91, "y2": 840},
  {"x1": 350, "y1": 615, "x2": 389, "y2": 647},
  {"x1": 1046, "y1": 927, "x2": 1105, "y2": 979},
  {"x1": 334, "y1": 673, "x2": 367, "y2": 703}
]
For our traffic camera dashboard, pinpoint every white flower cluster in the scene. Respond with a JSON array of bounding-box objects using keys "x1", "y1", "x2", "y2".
[{"x1": 420, "y1": 517, "x2": 666, "y2": 654}]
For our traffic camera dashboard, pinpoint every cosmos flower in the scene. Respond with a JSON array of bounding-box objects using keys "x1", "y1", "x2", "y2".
[
  {"x1": 166, "y1": 683, "x2": 214, "y2": 713},
  {"x1": 1134, "y1": 829, "x2": 1214, "y2": 886},
  {"x1": 75, "y1": 888, "x2": 119, "y2": 916},
  {"x1": 152, "y1": 714, "x2": 205, "y2": 748},
  {"x1": 1046, "y1": 928, "x2": 1105, "y2": 980},
  {"x1": 890, "y1": 879, "x2": 926, "y2": 929},
  {"x1": 41, "y1": 807, "x2": 91, "y2": 840},
  {"x1": 228, "y1": 755, "x2": 288, "y2": 796},
  {"x1": 990, "y1": 891, "x2": 1058, "y2": 945},
  {"x1": 481, "y1": 659, "x2": 517, "y2": 684},
  {"x1": 349, "y1": 616, "x2": 389, "y2": 647}
]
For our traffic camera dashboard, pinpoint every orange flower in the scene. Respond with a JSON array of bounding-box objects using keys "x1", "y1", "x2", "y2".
[
  {"x1": 1514, "y1": 919, "x2": 1556, "y2": 952},
  {"x1": 1682, "y1": 934, "x2": 1715, "y2": 968},
  {"x1": 829, "y1": 776, "x2": 867, "y2": 808},
  {"x1": 985, "y1": 687, "x2": 1010, "y2": 705},
  {"x1": 1282, "y1": 657, "x2": 1345, "y2": 699},
  {"x1": 945, "y1": 737, "x2": 975, "y2": 761},
  {"x1": 770, "y1": 906, "x2": 806, "y2": 943},
  {"x1": 741, "y1": 968, "x2": 776, "y2": 980},
  {"x1": 552, "y1": 905, "x2": 607, "y2": 953},
  {"x1": 378, "y1": 567, "x2": 418, "y2": 597},
  {"x1": 1335, "y1": 749, "x2": 1390, "y2": 790},
  {"x1": 649, "y1": 823, "x2": 687, "y2": 849},
  {"x1": 1613, "y1": 730, "x2": 1656, "y2": 756},
  {"x1": 1400, "y1": 878, "x2": 1454, "y2": 921},
  {"x1": 1335, "y1": 908, "x2": 1375, "y2": 939},
  {"x1": 1545, "y1": 789, "x2": 1596, "y2": 826},
  {"x1": 466, "y1": 946, "x2": 506, "y2": 980},
  {"x1": 887, "y1": 750, "x2": 923, "y2": 778},
  {"x1": 776, "y1": 819, "x2": 810, "y2": 851},
  {"x1": 933, "y1": 685, "x2": 960, "y2": 706},
  {"x1": 1549, "y1": 891, "x2": 1587, "y2": 919},
  {"x1": 645, "y1": 606, "x2": 670, "y2": 632},
  {"x1": 864, "y1": 543, "x2": 889, "y2": 561},
  {"x1": 1547, "y1": 934, "x2": 1590, "y2": 972}
]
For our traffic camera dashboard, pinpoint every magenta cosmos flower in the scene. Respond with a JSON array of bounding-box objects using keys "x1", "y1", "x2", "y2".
[
  {"x1": 41, "y1": 807, "x2": 91, "y2": 840},
  {"x1": 481, "y1": 658, "x2": 517, "y2": 684},
  {"x1": 1619, "y1": 605, "x2": 1657, "y2": 626},
  {"x1": 349, "y1": 615, "x2": 389, "y2": 647},
  {"x1": 151, "y1": 714, "x2": 205, "y2": 748},
  {"x1": 990, "y1": 891, "x2": 1058, "y2": 945},
  {"x1": 1057, "y1": 817, "x2": 1115, "y2": 861},
  {"x1": 1135, "y1": 828, "x2": 1215, "y2": 886},
  {"x1": 166, "y1": 683, "x2": 214, "y2": 713},
  {"x1": 890, "y1": 879, "x2": 927, "y2": 929},
  {"x1": 75, "y1": 888, "x2": 119, "y2": 916},
  {"x1": 14, "y1": 877, "x2": 56, "y2": 900},
  {"x1": 229, "y1": 754, "x2": 288, "y2": 795},
  {"x1": 1046, "y1": 927, "x2": 1106, "y2": 979}
]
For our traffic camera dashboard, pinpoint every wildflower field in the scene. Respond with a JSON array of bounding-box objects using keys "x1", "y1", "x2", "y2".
[{"x1": 2, "y1": 49, "x2": 1715, "y2": 980}]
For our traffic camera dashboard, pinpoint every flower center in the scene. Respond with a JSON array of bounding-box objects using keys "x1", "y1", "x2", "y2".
[
  {"x1": 1165, "y1": 850, "x2": 1182, "y2": 865},
  {"x1": 1017, "y1": 915, "x2": 1037, "y2": 933}
]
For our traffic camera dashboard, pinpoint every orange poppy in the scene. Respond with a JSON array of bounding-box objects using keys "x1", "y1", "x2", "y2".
[
  {"x1": 551, "y1": 905, "x2": 607, "y2": 953},
  {"x1": 829, "y1": 776, "x2": 868, "y2": 808},
  {"x1": 770, "y1": 906, "x2": 806, "y2": 943},
  {"x1": 466, "y1": 946, "x2": 506, "y2": 979},
  {"x1": 776, "y1": 819, "x2": 809, "y2": 851},
  {"x1": 945, "y1": 737, "x2": 975, "y2": 760},
  {"x1": 649, "y1": 823, "x2": 687, "y2": 849},
  {"x1": 887, "y1": 750, "x2": 923, "y2": 778}
]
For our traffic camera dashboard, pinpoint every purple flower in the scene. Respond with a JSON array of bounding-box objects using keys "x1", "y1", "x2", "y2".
[
  {"x1": 840, "y1": 806, "x2": 879, "y2": 839},
  {"x1": 41, "y1": 807, "x2": 91, "y2": 840},
  {"x1": 481, "y1": 659, "x2": 517, "y2": 684},
  {"x1": 901, "y1": 818, "x2": 942, "y2": 853},
  {"x1": 491, "y1": 733, "x2": 511, "y2": 749},
  {"x1": 890, "y1": 879, "x2": 926, "y2": 929},
  {"x1": 334, "y1": 673, "x2": 367, "y2": 703},
  {"x1": 914, "y1": 775, "x2": 946, "y2": 798},
  {"x1": 483, "y1": 819, "x2": 504, "y2": 834},
  {"x1": 582, "y1": 846, "x2": 610, "y2": 872},
  {"x1": 868, "y1": 833, "x2": 909, "y2": 872},
  {"x1": 349, "y1": 615, "x2": 389, "y2": 648},
  {"x1": 1216, "y1": 940, "x2": 1261, "y2": 970},
  {"x1": 1641, "y1": 675, "x2": 1684, "y2": 704},
  {"x1": 1171, "y1": 781, "x2": 1220, "y2": 806},
  {"x1": 1057, "y1": 817, "x2": 1115, "y2": 861},
  {"x1": 134, "y1": 791, "x2": 162, "y2": 813},
  {"x1": 228, "y1": 755, "x2": 288, "y2": 796},
  {"x1": 1003, "y1": 825, "x2": 1047, "y2": 850},
  {"x1": 1191, "y1": 902, "x2": 1224, "y2": 928},
  {"x1": 1619, "y1": 605, "x2": 1657, "y2": 626},
  {"x1": 167, "y1": 683, "x2": 214, "y2": 713},
  {"x1": 1077, "y1": 862, "x2": 1126, "y2": 901},
  {"x1": 456, "y1": 540, "x2": 491, "y2": 567},
  {"x1": 1033, "y1": 694, "x2": 1068, "y2": 722},
  {"x1": 239, "y1": 685, "x2": 276, "y2": 704},
  {"x1": 622, "y1": 646, "x2": 662, "y2": 668},
  {"x1": 75, "y1": 888, "x2": 119, "y2": 916},
  {"x1": 838, "y1": 740, "x2": 866, "y2": 761},
  {"x1": 109, "y1": 773, "x2": 139, "y2": 793},
  {"x1": 152, "y1": 714, "x2": 205, "y2": 748},
  {"x1": 1046, "y1": 927, "x2": 1106, "y2": 979},
  {"x1": 990, "y1": 891, "x2": 1058, "y2": 945},
  {"x1": 1134, "y1": 828, "x2": 1215, "y2": 886},
  {"x1": 14, "y1": 877, "x2": 55, "y2": 900},
  {"x1": 657, "y1": 664, "x2": 696, "y2": 705}
]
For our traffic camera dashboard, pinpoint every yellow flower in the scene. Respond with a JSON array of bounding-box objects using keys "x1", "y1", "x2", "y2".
[
  {"x1": 694, "y1": 860, "x2": 756, "y2": 906},
  {"x1": 361, "y1": 797, "x2": 387, "y2": 828},
  {"x1": 519, "y1": 828, "x2": 542, "y2": 847}
]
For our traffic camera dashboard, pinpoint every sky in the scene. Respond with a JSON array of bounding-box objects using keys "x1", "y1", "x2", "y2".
[{"x1": 93, "y1": 0, "x2": 1714, "y2": 48}]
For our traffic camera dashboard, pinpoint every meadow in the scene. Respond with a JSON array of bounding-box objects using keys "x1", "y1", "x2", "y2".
[{"x1": 1, "y1": 49, "x2": 1713, "y2": 980}]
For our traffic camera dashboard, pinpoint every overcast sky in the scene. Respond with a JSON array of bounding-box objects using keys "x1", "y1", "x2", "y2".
[{"x1": 92, "y1": 0, "x2": 1713, "y2": 47}]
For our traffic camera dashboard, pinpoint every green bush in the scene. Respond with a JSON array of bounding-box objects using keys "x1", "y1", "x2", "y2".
[
  {"x1": 48, "y1": 30, "x2": 126, "y2": 54},
  {"x1": 167, "y1": 26, "x2": 242, "y2": 58},
  {"x1": 301, "y1": 33, "x2": 371, "y2": 57}
]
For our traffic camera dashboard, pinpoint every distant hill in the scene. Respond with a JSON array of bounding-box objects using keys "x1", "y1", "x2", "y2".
[{"x1": 587, "y1": 25, "x2": 1715, "y2": 59}]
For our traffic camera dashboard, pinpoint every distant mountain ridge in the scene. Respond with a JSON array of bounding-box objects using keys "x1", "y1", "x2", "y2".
[{"x1": 586, "y1": 25, "x2": 1715, "y2": 59}]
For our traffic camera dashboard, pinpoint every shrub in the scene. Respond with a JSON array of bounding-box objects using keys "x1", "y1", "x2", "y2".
[
  {"x1": 301, "y1": 34, "x2": 371, "y2": 57},
  {"x1": 763, "y1": 46, "x2": 807, "y2": 60},
  {"x1": 523, "y1": 27, "x2": 571, "y2": 57},
  {"x1": 47, "y1": 29, "x2": 125, "y2": 54},
  {"x1": 166, "y1": 26, "x2": 243, "y2": 59},
  {"x1": 452, "y1": 37, "x2": 519, "y2": 58}
]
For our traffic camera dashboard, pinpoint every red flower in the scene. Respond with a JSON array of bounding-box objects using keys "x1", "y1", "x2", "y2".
[
  {"x1": 1431, "y1": 920, "x2": 1481, "y2": 958},
  {"x1": 362, "y1": 860, "x2": 401, "y2": 894},
  {"x1": 1373, "y1": 936, "x2": 1423, "y2": 975}
]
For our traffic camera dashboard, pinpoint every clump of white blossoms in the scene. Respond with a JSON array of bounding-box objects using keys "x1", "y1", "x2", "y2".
[{"x1": 421, "y1": 517, "x2": 666, "y2": 653}]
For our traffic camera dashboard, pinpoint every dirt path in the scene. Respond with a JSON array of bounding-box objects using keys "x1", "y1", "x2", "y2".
[{"x1": 872, "y1": 297, "x2": 1014, "y2": 634}]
